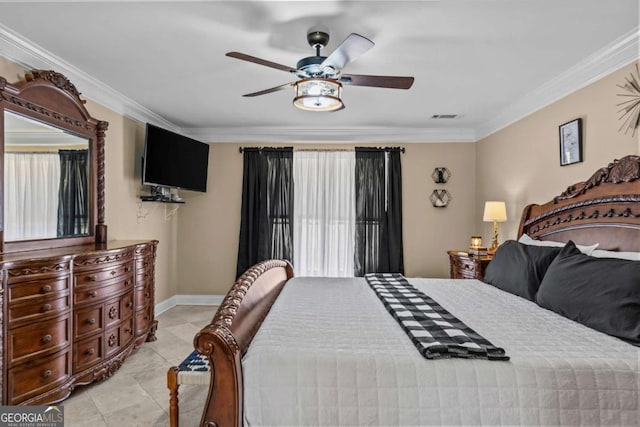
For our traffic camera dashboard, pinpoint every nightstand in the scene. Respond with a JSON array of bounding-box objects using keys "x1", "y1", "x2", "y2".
[{"x1": 447, "y1": 250, "x2": 493, "y2": 280}]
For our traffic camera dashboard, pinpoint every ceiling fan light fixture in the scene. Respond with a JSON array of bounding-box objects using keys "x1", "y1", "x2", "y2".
[{"x1": 293, "y1": 78, "x2": 343, "y2": 112}]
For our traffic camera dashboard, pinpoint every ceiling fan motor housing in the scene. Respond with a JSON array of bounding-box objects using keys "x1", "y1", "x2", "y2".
[{"x1": 296, "y1": 56, "x2": 333, "y2": 77}]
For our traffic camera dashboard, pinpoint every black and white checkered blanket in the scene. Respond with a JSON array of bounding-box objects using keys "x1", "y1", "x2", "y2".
[{"x1": 365, "y1": 273, "x2": 509, "y2": 361}]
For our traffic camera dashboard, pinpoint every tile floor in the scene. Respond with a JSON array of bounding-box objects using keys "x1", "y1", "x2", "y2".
[{"x1": 63, "y1": 305, "x2": 216, "y2": 426}]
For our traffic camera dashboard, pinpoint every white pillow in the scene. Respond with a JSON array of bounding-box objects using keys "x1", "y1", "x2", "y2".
[
  {"x1": 590, "y1": 249, "x2": 640, "y2": 261},
  {"x1": 518, "y1": 233, "x2": 599, "y2": 255}
]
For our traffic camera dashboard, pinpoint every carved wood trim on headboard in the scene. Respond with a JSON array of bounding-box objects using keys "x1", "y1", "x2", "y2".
[
  {"x1": 553, "y1": 155, "x2": 640, "y2": 202},
  {"x1": 519, "y1": 155, "x2": 640, "y2": 252}
]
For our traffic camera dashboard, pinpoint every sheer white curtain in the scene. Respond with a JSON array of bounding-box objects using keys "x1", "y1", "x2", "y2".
[
  {"x1": 293, "y1": 150, "x2": 355, "y2": 277},
  {"x1": 4, "y1": 152, "x2": 60, "y2": 240}
]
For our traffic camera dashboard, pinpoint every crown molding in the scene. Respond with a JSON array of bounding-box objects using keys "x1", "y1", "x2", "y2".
[
  {"x1": 0, "y1": 23, "x2": 179, "y2": 132},
  {"x1": 476, "y1": 26, "x2": 640, "y2": 140},
  {"x1": 182, "y1": 126, "x2": 477, "y2": 143}
]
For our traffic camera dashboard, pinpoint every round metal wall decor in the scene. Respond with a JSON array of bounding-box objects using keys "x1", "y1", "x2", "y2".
[
  {"x1": 430, "y1": 189, "x2": 451, "y2": 208},
  {"x1": 617, "y1": 63, "x2": 640, "y2": 137},
  {"x1": 432, "y1": 167, "x2": 451, "y2": 184}
]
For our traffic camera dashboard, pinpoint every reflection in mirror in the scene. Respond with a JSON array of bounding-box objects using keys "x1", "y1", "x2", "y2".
[{"x1": 4, "y1": 111, "x2": 90, "y2": 242}]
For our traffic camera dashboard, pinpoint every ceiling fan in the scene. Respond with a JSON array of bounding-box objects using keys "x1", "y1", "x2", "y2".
[{"x1": 226, "y1": 31, "x2": 415, "y2": 112}]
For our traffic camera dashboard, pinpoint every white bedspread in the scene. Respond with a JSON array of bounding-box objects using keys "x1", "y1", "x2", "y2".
[{"x1": 242, "y1": 277, "x2": 639, "y2": 426}]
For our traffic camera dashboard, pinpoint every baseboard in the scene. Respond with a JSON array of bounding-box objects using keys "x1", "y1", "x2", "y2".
[{"x1": 155, "y1": 294, "x2": 224, "y2": 316}]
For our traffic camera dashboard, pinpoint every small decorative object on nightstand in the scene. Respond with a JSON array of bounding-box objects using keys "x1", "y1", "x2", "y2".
[
  {"x1": 447, "y1": 250, "x2": 492, "y2": 280},
  {"x1": 469, "y1": 236, "x2": 487, "y2": 255}
]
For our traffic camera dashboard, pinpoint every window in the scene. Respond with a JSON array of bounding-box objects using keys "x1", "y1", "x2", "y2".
[{"x1": 293, "y1": 151, "x2": 355, "y2": 277}]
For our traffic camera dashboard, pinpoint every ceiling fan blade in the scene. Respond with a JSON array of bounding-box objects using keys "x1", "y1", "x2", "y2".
[
  {"x1": 320, "y1": 33, "x2": 374, "y2": 72},
  {"x1": 242, "y1": 82, "x2": 294, "y2": 97},
  {"x1": 340, "y1": 74, "x2": 415, "y2": 90},
  {"x1": 226, "y1": 52, "x2": 297, "y2": 73}
]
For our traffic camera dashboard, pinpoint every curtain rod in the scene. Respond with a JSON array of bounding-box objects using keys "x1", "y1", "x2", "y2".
[{"x1": 238, "y1": 146, "x2": 405, "y2": 153}]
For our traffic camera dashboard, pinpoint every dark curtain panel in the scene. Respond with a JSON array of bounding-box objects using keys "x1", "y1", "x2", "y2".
[
  {"x1": 354, "y1": 147, "x2": 404, "y2": 276},
  {"x1": 386, "y1": 150, "x2": 404, "y2": 273},
  {"x1": 236, "y1": 147, "x2": 294, "y2": 278},
  {"x1": 57, "y1": 149, "x2": 89, "y2": 237}
]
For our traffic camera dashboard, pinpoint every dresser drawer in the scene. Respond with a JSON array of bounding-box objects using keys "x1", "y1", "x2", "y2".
[
  {"x1": 74, "y1": 305, "x2": 103, "y2": 339},
  {"x1": 105, "y1": 291, "x2": 134, "y2": 328},
  {"x1": 73, "y1": 335, "x2": 103, "y2": 373},
  {"x1": 135, "y1": 255, "x2": 153, "y2": 271},
  {"x1": 8, "y1": 294, "x2": 70, "y2": 325},
  {"x1": 74, "y1": 262, "x2": 133, "y2": 286},
  {"x1": 8, "y1": 350, "x2": 71, "y2": 405},
  {"x1": 73, "y1": 248, "x2": 134, "y2": 272},
  {"x1": 121, "y1": 317, "x2": 135, "y2": 349},
  {"x1": 104, "y1": 319, "x2": 133, "y2": 357},
  {"x1": 6, "y1": 259, "x2": 71, "y2": 285},
  {"x1": 74, "y1": 276, "x2": 133, "y2": 305},
  {"x1": 134, "y1": 284, "x2": 152, "y2": 310},
  {"x1": 8, "y1": 314, "x2": 70, "y2": 366},
  {"x1": 135, "y1": 306, "x2": 153, "y2": 336},
  {"x1": 8, "y1": 276, "x2": 69, "y2": 304},
  {"x1": 135, "y1": 268, "x2": 153, "y2": 287}
]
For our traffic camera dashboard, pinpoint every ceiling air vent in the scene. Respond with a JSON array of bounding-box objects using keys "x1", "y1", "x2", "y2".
[{"x1": 431, "y1": 114, "x2": 458, "y2": 119}]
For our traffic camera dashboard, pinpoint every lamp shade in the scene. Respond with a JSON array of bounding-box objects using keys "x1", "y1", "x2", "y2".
[
  {"x1": 483, "y1": 201, "x2": 507, "y2": 222},
  {"x1": 293, "y1": 78, "x2": 343, "y2": 112}
]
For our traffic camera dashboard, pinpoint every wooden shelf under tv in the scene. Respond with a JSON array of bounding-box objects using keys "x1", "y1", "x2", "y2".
[{"x1": 139, "y1": 196, "x2": 185, "y2": 204}]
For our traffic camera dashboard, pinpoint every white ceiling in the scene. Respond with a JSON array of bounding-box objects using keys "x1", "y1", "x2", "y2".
[{"x1": 0, "y1": 1, "x2": 638, "y2": 143}]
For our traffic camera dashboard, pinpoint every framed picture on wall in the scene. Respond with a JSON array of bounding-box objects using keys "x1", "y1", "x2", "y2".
[{"x1": 559, "y1": 118, "x2": 583, "y2": 166}]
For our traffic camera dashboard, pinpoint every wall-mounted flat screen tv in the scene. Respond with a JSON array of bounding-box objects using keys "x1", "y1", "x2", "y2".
[{"x1": 142, "y1": 123, "x2": 209, "y2": 192}]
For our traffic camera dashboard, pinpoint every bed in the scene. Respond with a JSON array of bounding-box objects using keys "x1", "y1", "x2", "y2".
[{"x1": 193, "y1": 155, "x2": 640, "y2": 426}]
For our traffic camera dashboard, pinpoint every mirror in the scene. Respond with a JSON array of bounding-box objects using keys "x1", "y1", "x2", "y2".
[
  {"x1": 0, "y1": 69, "x2": 108, "y2": 253},
  {"x1": 4, "y1": 111, "x2": 91, "y2": 241}
]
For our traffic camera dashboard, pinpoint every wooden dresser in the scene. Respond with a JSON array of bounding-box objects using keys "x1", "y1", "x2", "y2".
[
  {"x1": 0, "y1": 240, "x2": 157, "y2": 405},
  {"x1": 447, "y1": 250, "x2": 492, "y2": 281}
]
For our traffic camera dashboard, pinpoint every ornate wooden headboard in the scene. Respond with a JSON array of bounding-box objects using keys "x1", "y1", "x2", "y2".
[{"x1": 518, "y1": 155, "x2": 640, "y2": 252}]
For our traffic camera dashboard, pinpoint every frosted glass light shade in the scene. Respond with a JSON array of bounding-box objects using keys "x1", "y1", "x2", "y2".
[
  {"x1": 483, "y1": 201, "x2": 507, "y2": 222},
  {"x1": 293, "y1": 78, "x2": 343, "y2": 112}
]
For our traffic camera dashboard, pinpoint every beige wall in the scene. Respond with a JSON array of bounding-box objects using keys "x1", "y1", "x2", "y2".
[
  {"x1": 5, "y1": 54, "x2": 636, "y2": 301},
  {"x1": 0, "y1": 58, "x2": 178, "y2": 304},
  {"x1": 476, "y1": 61, "x2": 640, "y2": 243},
  {"x1": 178, "y1": 142, "x2": 477, "y2": 295}
]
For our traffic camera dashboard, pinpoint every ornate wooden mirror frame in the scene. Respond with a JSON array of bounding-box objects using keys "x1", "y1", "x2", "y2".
[{"x1": 0, "y1": 70, "x2": 108, "y2": 253}]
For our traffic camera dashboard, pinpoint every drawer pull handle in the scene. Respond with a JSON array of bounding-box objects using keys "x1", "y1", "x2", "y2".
[
  {"x1": 125, "y1": 266, "x2": 132, "y2": 272},
  {"x1": 110, "y1": 270, "x2": 117, "y2": 276},
  {"x1": 41, "y1": 334, "x2": 52, "y2": 344},
  {"x1": 144, "y1": 315, "x2": 150, "y2": 321},
  {"x1": 41, "y1": 303, "x2": 52, "y2": 312},
  {"x1": 126, "y1": 301, "x2": 133, "y2": 308},
  {"x1": 144, "y1": 292, "x2": 150, "y2": 298},
  {"x1": 86, "y1": 348, "x2": 95, "y2": 355},
  {"x1": 88, "y1": 291, "x2": 97, "y2": 298},
  {"x1": 87, "y1": 318, "x2": 96, "y2": 325},
  {"x1": 87, "y1": 275, "x2": 97, "y2": 282},
  {"x1": 125, "y1": 280, "x2": 132, "y2": 286},
  {"x1": 43, "y1": 369, "x2": 52, "y2": 378},
  {"x1": 124, "y1": 327, "x2": 133, "y2": 334},
  {"x1": 41, "y1": 285, "x2": 52, "y2": 293}
]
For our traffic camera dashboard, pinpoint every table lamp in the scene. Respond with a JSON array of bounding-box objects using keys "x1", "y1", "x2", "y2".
[{"x1": 483, "y1": 201, "x2": 507, "y2": 255}]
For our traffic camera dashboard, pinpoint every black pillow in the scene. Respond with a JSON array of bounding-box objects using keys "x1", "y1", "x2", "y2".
[
  {"x1": 483, "y1": 240, "x2": 563, "y2": 301},
  {"x1": 536, "y1": 241, "x2": 640, "y2": 344}
]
